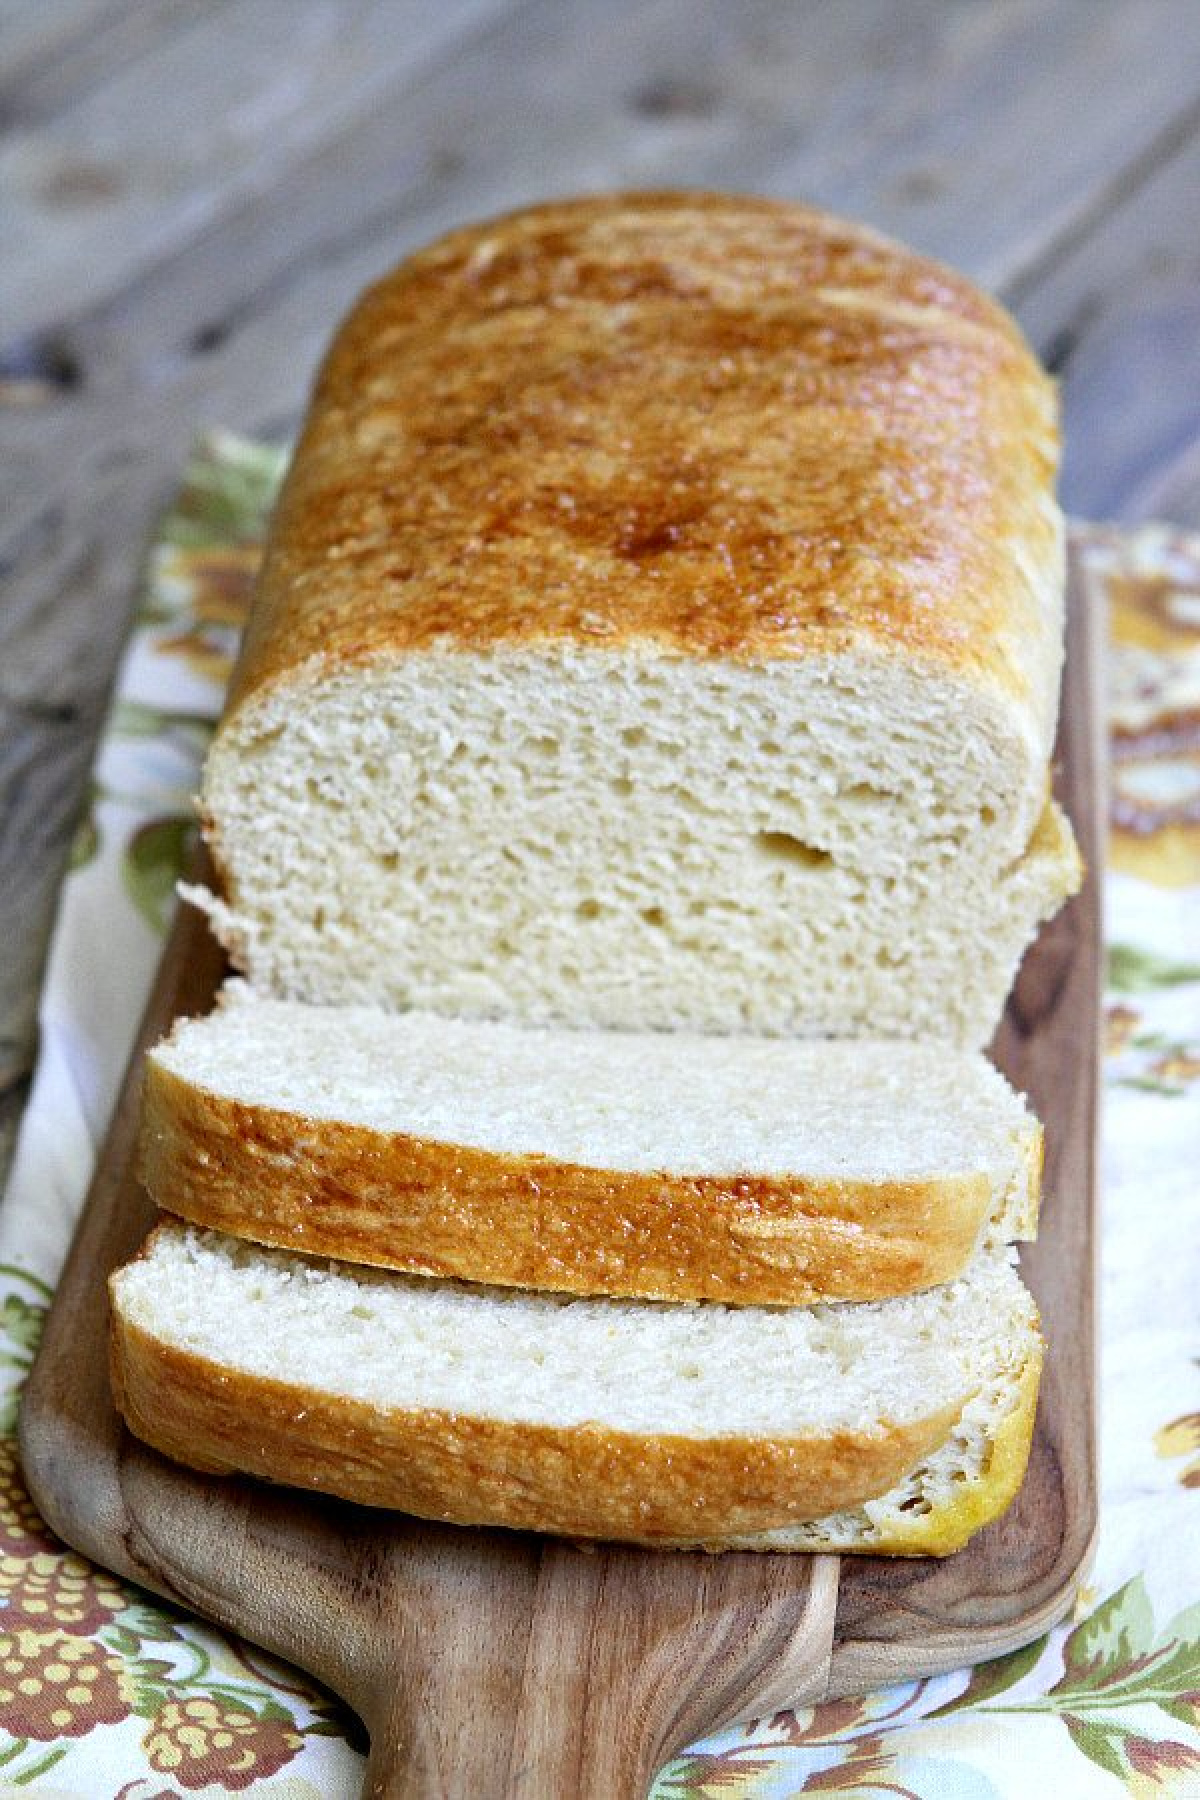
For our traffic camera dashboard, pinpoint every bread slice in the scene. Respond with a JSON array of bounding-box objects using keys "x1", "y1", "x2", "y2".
[
  {"x1": 190, "y1": 192, "x2": 1080, "y2": 1047},
  {"x1": 141, "y1": 986, "x2": 1042, "y2": 1306},
  {"x1": 110, "y1": 1225, "x2": 1041, "y2": 1552}
]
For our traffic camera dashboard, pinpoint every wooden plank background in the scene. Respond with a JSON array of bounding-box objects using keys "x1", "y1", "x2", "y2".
[{"x1": 3, "y1": 0, "x2": 1198, "y2": 1184}]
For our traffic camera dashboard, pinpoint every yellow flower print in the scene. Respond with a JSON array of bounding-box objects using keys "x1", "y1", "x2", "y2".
[{"x1": 1155, "y1": 1413, "x2": 1200, "y2": 1488}]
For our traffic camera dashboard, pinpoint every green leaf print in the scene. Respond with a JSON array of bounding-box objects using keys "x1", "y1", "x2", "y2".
[
  {"x1": 111, "y1": 699, "x2": 214, "y2": 747},
  {"x1": 68, "y1": 781, "x2": 101, "y2": 871},
  {"x1": 925, "y1": 1633, "x2": 1048, "y2": 1716},
  {"x1": 1056, "y1": 1576, "x2": 1157, "y2": 1693},
  {"x1": 163, "y1": 432, "x2": 287, "y2": 552},
  {"x1": 1063, "y1": 1715, "x2": 1127, "y2": 1782},
  {"x1": 1108, "y1": 943, "x2": 1200, "y2": 993},
  {"x1": 0, "y1": 1273, "x2": 50, "y2": 1434},
  {"x1": 119, "y1": 1595, "x2": 186, "y2": 1642},
  {"x1": 1119, "y1": 1075, "x2": 1190, "y2": 1097},
  {"x1": 122, "y1": 815, "x2": 196, "y2": 933},
  {"x1": 0, "y1": 1291, "x2": 46, "y2": 1359}
]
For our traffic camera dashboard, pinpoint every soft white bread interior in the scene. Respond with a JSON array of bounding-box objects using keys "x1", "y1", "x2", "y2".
[
  {"x1": 110, "y1": 1225, "x2": 1042, "y2": 1552},
  {"x1": 192, "y1": 661, "x2": 1079, "y2": 1046},
  {"x1": 141, "y1": 986, "x2": 1042, "y2": 1304}
]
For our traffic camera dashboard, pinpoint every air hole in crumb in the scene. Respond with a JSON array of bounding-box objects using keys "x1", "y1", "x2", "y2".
[
  {"x1": 529, "y1": 735, "x2": 558, "y2": 758},
  {"x1": 754, "y1": 831, "x2": 833, "y2": 871},
  {"x1": 577, "y1": 898, "x2": 604, "y2": 920},
  {"x1": 843, "y1": 780, "x2": 890, "y2": 804},
  {"x1": 313, "y1": 906, "x2": 326, "y2": 931},
  {"x1": 980, "y1": 803, "x2": 997, "y2": 826},
  {"x1": 612, "y1": 775, "x2": 634, "y2": 797},
  {"x1": 621, "y1": 726, "x2": 646, "y2": 747},
  {"x1": 641, "y1": 905, "x2": 667, "y2": 927},
  {"x1": 379, "y1": 851, "x2": 399, "y2": 871}
]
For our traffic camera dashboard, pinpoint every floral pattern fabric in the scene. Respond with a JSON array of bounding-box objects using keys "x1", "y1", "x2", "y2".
[{"x1": 0, "y1": 435, "x2": 1197, "y2": 1797}]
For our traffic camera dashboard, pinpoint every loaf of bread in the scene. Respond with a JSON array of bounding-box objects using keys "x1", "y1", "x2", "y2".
[
  {"x1": 110, "y1": 1225, "x2": 1041, "y2": 1553},
  {"x1": 188, "y1": 191, "x2": 1080, "y2": 1045},
  {"x1": 141, "y1": 986, "x2": 1041, "y2": 1305}
]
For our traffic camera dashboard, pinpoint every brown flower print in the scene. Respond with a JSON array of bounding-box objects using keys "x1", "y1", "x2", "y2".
[
  {"x1": 163, "y1": 544, "x2": 262, "y2": 628},
  {"x1": 154, "y1": 544, "x2": 263, "y2": 686},
  {"x1": 801, "y1": 1732, "x2": 919, "y2": 1794},
  {"x1": 1125, "y1": 1732, "x2": 1200, "y2": 1789},
  {"x1": 1106, "y1": 1002, "x2": 1143, "y2": 1055},
  {"x1": 0, "y1": 1627, "x2": 133, "y2": 1738},
  {"x1": 0, "y1": 1440, "x2": 128, "y2": 1633},
  {"x1": 142, "y1": 1694, "x2": 304, "y2": 1790},
  {"x1": 1150, "y1": 1050, "x2": 1200, "y2": 1086},
  {"x1": 1099, "y1": 538, "x2": 1200, "y2": 889}
]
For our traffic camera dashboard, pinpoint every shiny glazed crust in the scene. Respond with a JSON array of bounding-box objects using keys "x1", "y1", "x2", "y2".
[
  {"x1": 139, "y1": 1058, "x2": 1040, "y2": 1305},
  {"x1": 217, "y1": 191, "x2": 1063, "y2": 735},
  {"x1": 109, "y1": 1311, "x2": 963, "y2": 1545}
]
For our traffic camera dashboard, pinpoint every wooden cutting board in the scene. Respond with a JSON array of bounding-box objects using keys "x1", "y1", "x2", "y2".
[{"x1": 19, "y1": 552, "x2": 1103, "y2": 1799}]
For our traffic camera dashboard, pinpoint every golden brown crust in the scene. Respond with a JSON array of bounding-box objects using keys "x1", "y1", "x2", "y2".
[
  {"x1": 220, "y1": 191, "x2": 1061, "y2": 727},
  {"x1": 708, "y1": 1342, "x2": 1043, "y2": 1556},
  {"x1": 139, "y1": 1058, "x2": 1002, "y2": 1305},
  {"x1": 109, "y1": 1308, "x2": 961, "y2": 1544},
  {"x1": 868, "y1": 1348, "x2": 1042, "y2": 1556}
]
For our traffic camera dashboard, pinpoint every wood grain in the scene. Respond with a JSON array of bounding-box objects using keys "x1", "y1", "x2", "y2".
[{"x1": 18, "y1": 552, "x2": 1101, "y2": 1798}]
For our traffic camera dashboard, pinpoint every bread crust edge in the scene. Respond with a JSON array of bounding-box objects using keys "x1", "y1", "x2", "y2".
[
  {"x1": 109, "y1": 1286, "x2": 966, "y2": 1544},
  {"x1": 138, "y1": 1058, "x2": 1031, "y2": 1305}
]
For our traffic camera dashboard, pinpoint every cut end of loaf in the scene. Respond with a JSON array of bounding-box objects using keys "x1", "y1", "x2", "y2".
[{"x1": 196, "y1": 648, "x2": 1080, "y2": 1045}]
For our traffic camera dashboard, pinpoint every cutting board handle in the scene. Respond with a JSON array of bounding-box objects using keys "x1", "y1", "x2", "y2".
[
  {"x1": 356, "y1": 1548, "x2": 840, "y2": 1798},
  {"x1": 361, "y1": 1693, "x2": 460, "y2": 1800}
]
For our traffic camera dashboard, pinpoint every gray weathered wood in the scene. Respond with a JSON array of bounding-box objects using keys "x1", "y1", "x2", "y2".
[
  {"x1": 1011, "y1": 131, "x2": 1200, "y2": 523},
  {"x1": 0, "y1": 0, "x2": 518, "y2": 340},
  {"x1": 11, "y1": 0, "x2": 1200, "y2": 367},
  {"x1": 0, "y1": 0, "x2": 213, "y2": 130}
]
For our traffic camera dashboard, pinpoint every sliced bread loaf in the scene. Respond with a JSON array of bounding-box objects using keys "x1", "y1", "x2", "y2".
[
  {"x1": 110, "y1": 1225, "x2": 1041, "y2": 1552},
  {"x1": 141, "y1": 987, "x2": 1042, "y2": 1306},
  {"x1": 190, "y1": 192, "x2": 1080, "y2": 1046}
]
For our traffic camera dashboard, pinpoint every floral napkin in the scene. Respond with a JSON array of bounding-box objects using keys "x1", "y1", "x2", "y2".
[{"x1": 1, "y1": 436, "x2": 1197, "y2": 1797}]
